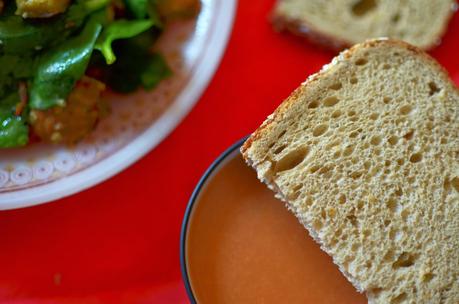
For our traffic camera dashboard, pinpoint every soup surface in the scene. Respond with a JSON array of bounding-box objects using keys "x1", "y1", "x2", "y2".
[{"x1": 185, "y1": 152, "x2": 366, "y2": 303}]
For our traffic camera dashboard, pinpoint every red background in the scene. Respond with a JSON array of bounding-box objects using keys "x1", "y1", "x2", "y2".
[{"x1": 0, "y1": 1, "x2": 458, "y2": 303}]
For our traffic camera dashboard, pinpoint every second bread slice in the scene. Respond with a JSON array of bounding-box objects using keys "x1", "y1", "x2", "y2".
[{"x1": 273, "y1": 0, "x2": 457, "y2": 50}]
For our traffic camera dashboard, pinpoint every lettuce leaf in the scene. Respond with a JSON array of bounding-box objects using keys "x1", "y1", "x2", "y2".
[
  {"x1": 95, "y1": 19, "x2": 153, "y2": 64},
  {"x1": 0, "y1": 93, "x2": 28, "y2": 148},
  {"x1": 29, "y1": 18, "x2": 102, "y2": 109}
]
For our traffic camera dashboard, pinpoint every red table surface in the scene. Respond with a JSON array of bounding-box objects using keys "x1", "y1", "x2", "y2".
[{"x1": 1, "y1": 1, "x2": 458, "y2": 303}]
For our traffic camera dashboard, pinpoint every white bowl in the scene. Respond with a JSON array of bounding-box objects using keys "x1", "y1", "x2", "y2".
[{"x1": 0, "y1": 0, "x2": 237, "y2": 210}]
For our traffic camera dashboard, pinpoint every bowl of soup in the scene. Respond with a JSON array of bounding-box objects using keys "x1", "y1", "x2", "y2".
[{"x1": 180, "y1": 137, "x2": 367, "y2": 303}]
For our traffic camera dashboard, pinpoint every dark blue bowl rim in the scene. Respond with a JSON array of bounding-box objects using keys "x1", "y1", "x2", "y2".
[{"x1": 180, "y1": 136, "x2": 249, "y2": 303}]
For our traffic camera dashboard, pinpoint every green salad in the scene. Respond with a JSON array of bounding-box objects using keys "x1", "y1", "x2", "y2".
[{"x1": 0, "y1": 0, "x2": 199, "y2": 147}]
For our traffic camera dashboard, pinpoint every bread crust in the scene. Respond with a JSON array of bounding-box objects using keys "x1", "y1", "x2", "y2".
[
  {"x1": 241, "y1": 38, "x2": 458, "y2": 159},
  {"x1": 271, "y1": 0, "x2": 458, "y2": 51}
]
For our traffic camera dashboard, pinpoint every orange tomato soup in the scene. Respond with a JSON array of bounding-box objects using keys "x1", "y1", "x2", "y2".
[{"x1": 185, "y1": 152, "x2": 366, "y2": 304}]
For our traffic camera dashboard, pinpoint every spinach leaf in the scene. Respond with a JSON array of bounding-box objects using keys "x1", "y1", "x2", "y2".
[
  {"x1": 124, "y1": 0, "x2": 162, "y2": 25},
  {"x1": 0, "y1": 11, "x2": 66, "y2": 55},
  {"x1": 0, "y1": 0, "x2": 110, "y2": 55},
  {"x1": 0, "y1": 55, "x2": 35, "y2": 98},
  {"x1": 0, "y1": 93, "x2": 28, "y2": 148},
  {"x1": 140, "y1": 53, "x2": 171, "y2": 89},
  {"x1": 95, "y1": 19, "x2": 153, "y2": 64},
  {"x1": 124, "y1": 0, "x2": 149, "y2": 19},
  {"x1": 101, "y1": 35, "x2": 171, "y2": 93},
  {"x1": 67, "y1": 0, "x2": 110, "y2": 28},
  {"x1": 29, "y1": 18, "x2": 102, "y2": 110}
]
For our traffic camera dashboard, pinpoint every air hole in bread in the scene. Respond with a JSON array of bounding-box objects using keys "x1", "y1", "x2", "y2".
[
  {"x1": 403, "y1": 130, "x2": 415, "y2": 140},
  {"x1": 391, "y1": 292, "x2": 407, "y2": 304},
  {"x1": 355, "y1": 58, "x2": 368, "y2": 66},
  {"x1": 289, "y1": 184, "x2": 303, "y2": 200},
  {"x1": 313, "y1": 219, "x2": 323, "y2": 231},
  {"x1": 347, "y1": 214, "x2": 357, "y2": 226},
  {"x1": 334, "y1": 228, "x2": 343, "y2": 238},
  {"x1": 383, "y1": 63, "x2": 391, "y2": 69},
  {"x1": 365, "y1": 260, "x2": 372, "y2": 268},
  {"x1": 383, "y1": 97, "x2": 392, "y2": 104},
  {"x1": 370, "y1": 135, "x2": 382, "y2": 145},
  {"x1": 328, "y1": 207, "x2": 337, "y2": 218},
  {"x1": 409, "y1": 153, "x2": 422, "y2": 163},
  {"x1": 308, "y1": 101, "x2": 320, "y2": 109},
  {"x1": 368, "y1": 113, "x2": 379, "y2": 120},
  {"x1": 277, "y1": 130, "x2": 287, "y2": 139},
  {"x1": 396, "y1": 117, "x2": 406, "y2": 125},
  {"x1": 349, "y1": 131, "x2": 359, "y2": 138},
  {"x1": 387, "y1": 198, "x2": 400, "y2": 212},
  {"x1": 399, "y1": 105, "x2": 413, "y2": 115},
  {"x1": 343, "y1": 146, "x2": 354, "y2": 157},
  {"x1": 309, "y1": 164, "x2": 321, "y2": 173},
  {"x1": 313, "y1": 124, "x2": 329, "y2": 136},
  {"x1": 392, "y1": 252, "x2": 416, "y2": 268},
  {"x1": 369, "y1": 287, "x2": 383, "y2": 297},
  {"x1": 350, "y1": 170, "x2": 364, "y2": 179},
  {"x1": 391, "y1": 13, "x2": 401, "y2": 23},
  {"x1": 320, "y1": 209, "x2": 327, "y2": 220},
  {"x1": 350, "y1": 77, "x2": 358, "y2": 84},
  {"x1": 394, "y1": 187, "x2": 403, "y2": 196},
  {"x1": 273, "y1": 144, "x2": 287, "y2": 154},
  {"x1": 331, "y1": 110, "x2": 342, "y2": 118},
  {"x1": 329, "y1": 82, "x2": 343, "y2": 90},
  {"x1": 422, "y1": 272, "x2": 435, "y2": 282},
  {"x1": 351, "y1": 0, "x2": 377, "y2": 16},
  {"x1": 274, "y1": 146, "x2": 309, "y2": 172},
  {"x1": 428, "y1": 81, "x2": 440, "y2": 95},
  {"x1": 348, "y1": 110, "x2": 356, "y2": 117},
  {"x1": 388, "y1": 135, "x2": 399, "y2": 145},
  {"x1": 319, "y1": 166, "x2": 332, "y2": 175},
  {"x1": 322, "y1": 96, "x2": 340, "y2": 107}
]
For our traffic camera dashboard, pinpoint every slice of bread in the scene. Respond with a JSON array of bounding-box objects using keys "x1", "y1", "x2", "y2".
[
  {"x1": 273, "y1": 0, "x2": 457, "y2": 50},
  {"x1": 241, "y1": 39, "x2": 458, "y2": 303}
]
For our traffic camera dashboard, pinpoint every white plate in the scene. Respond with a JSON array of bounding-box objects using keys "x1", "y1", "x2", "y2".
[{"x1": 0, "y1": 0, "x2": 237, "y2": 210}]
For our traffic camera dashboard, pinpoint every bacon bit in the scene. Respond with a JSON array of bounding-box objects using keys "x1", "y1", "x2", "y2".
[{"x1": 15, "y1": 82, "x2": 28, "y2": 116}]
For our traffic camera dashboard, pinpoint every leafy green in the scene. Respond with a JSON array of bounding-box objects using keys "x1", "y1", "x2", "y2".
[
  {"x1": 140, "y1": 53, "x2": 171, "y2": 89},
  {"x1": 95, "y1": 19, "x2": 154, "y2": 64},
  {"x1": 100, "y1": 34, "x2": 171, "y2": 93},
  {"x1": 0, "y1": 55, "x2": 35, "y2": 98},
  {"x1": 124, "y1": 0, "x2": 163, "y2": 25},
  {"x1": 0, "y1": 93, "x2": 28, "y2": 148},
  {"x1": 29, "y1": 19, "x2": 103, "y2": 110},
  {"x1": 67, "y1": 0, "x2": 110, "y2": 28},
  {"x1": 124, "y1": 0, "x2": 149, "y2": 19},
  {"x1": 0, "y1": 10, "x2": 66, "y2": 55},
  {"x1": 0, "y1": 0, "x2": 109, "y2": 56}
]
